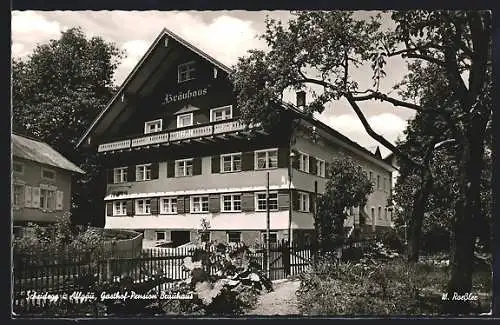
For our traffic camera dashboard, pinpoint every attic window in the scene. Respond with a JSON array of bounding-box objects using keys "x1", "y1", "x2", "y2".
[
  {"x1": 144, "y1": 119, "x2": 162, "y2": 134},
  {"x1": 178, "y1": 61, "x2": 196, "y2": 83},
  {"x1": 42, "y1": 168, "x2": 56, "y2": 181}
]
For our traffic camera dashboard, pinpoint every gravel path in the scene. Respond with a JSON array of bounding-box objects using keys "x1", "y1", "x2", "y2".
[{"x1": 246, "y1": 279, "x2": 301, "y2": 316}]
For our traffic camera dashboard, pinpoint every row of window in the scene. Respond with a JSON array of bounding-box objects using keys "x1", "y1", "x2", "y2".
[
  {"x1": 13, "y1": 162, "x2": 57, "y2": 181},
  {"x1": 297, "y1": 151, "x2": 326, "y2": 177},
  {"x1": 364, "y1": 170, "x2": 390, "y2": 193},
  {"x1": 110, "y1": 191, "x2": 312, "y2": 216},
  {"x1": 13, "y1": 183, "x2": 64, "y2": 211},
  {"x1": 153, "y1": 230, "x2": 278, "y2": 244},
  {"x1": 144, "y1": 105, "x2": 233, "y2": 134}
]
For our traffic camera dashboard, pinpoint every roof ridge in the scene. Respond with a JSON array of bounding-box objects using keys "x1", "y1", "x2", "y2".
[{"x1": 12, "y1": 132, "x2": 47, "y2": 145}]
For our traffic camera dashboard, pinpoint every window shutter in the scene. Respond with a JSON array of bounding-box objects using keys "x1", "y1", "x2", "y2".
[
  {"x1": 309, "y1": 193, "x2": 315, "y2": 213},
  {"x1": 151, "y1": 163, "x2": 159, "y2": 179},
  {"x1": 24, "y1": 186, "x2": 32, "y2": 208},
  {"x1": 291, "y1": 150, "x2": 300, "y2": 169},
  {"x1": 209, "y1": 194, "x2": 220, "y2": 213},
  {"x1": 211, "y1": 155, "x2": 220, "y2": 173},
  {"x1": 278, "y1": 191, "x2": 290, "y2": 211},
  {"x1": 56, "y1": 190, "x2": 63, "y2": 211},
  {"x1": 310, "y1": 157, "x2": 317, "y2": 175},
  {"x1": 167, "y1": 161, "x2": 175, "y2": 178},
  {"x1": 241, "y1": 151, "x2": 254, "y2": 171},
  {"x1": 241, "y1": 193, "x2": 254, "y2": 212},
  {"x1": 278, "y1": 147, "x2": 289, "y2": 168},
  {"x1": 193, "y1": 158, "x2": 202, "y2": 175},
  {"x1": 150, "y1": 198, "x2": 159, "y2": 214},
  {"x1": 127, "y1": 165, "x2": 136, "y2": 182},
  {"x1": 107, "y1": 202, "x2": 113, "y2": 216},
  {"x1": 324, "y1": 162, "x2": 330, "y2": 178},
  {"x1": 177, "y1": 196, "x2": 185, "y2": 213},
  {"x1": 292, "y1": 191, "x2": 300, "y2": 211},
  {"x1": 108, "y1": 169, "x2": 114, "y2": 184},
  {"x1": 184, "y1": 197, "x2": 190, "y2": 213},
  {"x1": 126, "y1": 200, "x2": 134, "y2": 216},
  {"x1": 32, "y1": 187, "x2": 41, "y2": 208}
]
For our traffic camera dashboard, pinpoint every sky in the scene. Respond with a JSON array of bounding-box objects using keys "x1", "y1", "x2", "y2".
[{"x1": 11, "y1": 10, "x2": 417, "y2": 157}]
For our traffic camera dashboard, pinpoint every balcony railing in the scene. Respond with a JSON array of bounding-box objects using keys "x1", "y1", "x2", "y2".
[{"x1": 98, "y1": 120, "x2": 259, "y2": 152}]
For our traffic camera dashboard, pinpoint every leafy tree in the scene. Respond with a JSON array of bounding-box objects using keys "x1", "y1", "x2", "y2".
[
  {"x1": 12, "y1": 27, "x2": 125, "y2": 225},
  {"x1": 231, "y1": 11, "x2": 492, "y2": 311},
  {"x1": 315, "y1": 155, "x2": 373, "y2": 254}
]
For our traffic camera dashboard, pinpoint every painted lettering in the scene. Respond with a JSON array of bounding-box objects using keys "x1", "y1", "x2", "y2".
[{"x1": 164, "y1": 87, "x2": 208, "y2": 104}]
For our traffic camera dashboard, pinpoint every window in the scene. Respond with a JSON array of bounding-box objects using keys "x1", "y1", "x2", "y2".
[
  {"x1": 369, "y1": 171, "x2": 373, "y2": 182},
  {"x1": 13, "y1": 162, "x2": 24, "y2": 174},
  {"x1": 40, "y1": 189, "x2": 56, "y2": 210},
  {"x1": 378, "y1": 207, "x2": 382, "y2": 219},
  {"x1": 178, "y1": 61, "x2": 196, "y2": 83},
  {"x1": 177, "y1": 113, "x2": 193, "y2": 128},
  {"x1": 113, "y1": 201, "x2": 127, "y2": 216},
  {"x1": 255, "y1": 149, "x2": 278, "y2": 170},
  {"x1": 156, "y1": 231, "x2": 166, "y2": 241},
  {"x1": 210, "y1": 105, "x2": 233, "y2": 122},
  {"x1": 371, "y1": 207, "x2": 375, "y2": 227},
  {"x1": 221, "y1": 153, "x2": 242, "y2": 173},
  {"x1": 298, "y1": 192, "x2": 310, "y2": 212},
  {"x1": 144, "y1": 119, "x2": 162, "y2": 134},
  {"x1": 377, "y1": 175, "x2": 381, "y2": 190},
  {"x1": 256, "y1": 192, "x2": 279, "y2": 211},
  {"x1": 385, "y1": 208, "x2": 388, "y2": 220},
  {"x1": 383, "y1": 178, "x2": 387, "y2": 192},
  {"x1": 136, "y1": 164, "x2": 152, "y2": 181},
  {"x1": 191, "y1": 196, "x2": 209, "y2": 213},
  {"x1": 222, "y1": 194, "x2": 242, "y2": 212},
  {"x1": 113, "y1": 167, "x2": 128, "y2": 183},
  {"x1": 227, "y1": 232, "x2": 241, "y2": 243},
  {"x1": 316, "y1": 159, "x2": 326, "y2": 177},
  {"x1": 136, "y1": 199, "x2": 151, "y2": 215},
  {"x1": 262, "y1": 232, "x2": 278, "y2": 245},
  {"x1": 175, "y1": 159, "x2": 193, "y2": 177},
  {"x1": 299, "y1": 152, "x2": 309, "y2": 172},
  {"x1": 160, "y1": 197, "x2": 177, "y2": 214},
  {"x1": 42, "y1": 168, "x2": 56, "y2": 181},
  {"x1": 13, "y1": 184, "x2": 24, "y2": 207}
]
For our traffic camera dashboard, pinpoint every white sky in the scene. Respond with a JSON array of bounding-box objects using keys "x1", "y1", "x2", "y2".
[{"x1": 11, "y1": 10, "x2": 417, "y2": 157}]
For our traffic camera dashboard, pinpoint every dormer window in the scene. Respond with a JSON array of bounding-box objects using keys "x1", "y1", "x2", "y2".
[
  {"x1": 144, "y1": 119, "x2": 162, "y2": 134},
  {"x1": 210, "y1": 105, "x2": 232, "y2": 122},
  {"x1": 178, "y1": 61, "x2": 196, "y2": 83},
  {"x1": 177, "y1": 113, "x2": 193, "y2": 128}
]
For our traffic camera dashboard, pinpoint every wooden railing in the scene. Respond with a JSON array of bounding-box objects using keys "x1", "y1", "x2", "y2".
[{"x1": 98, "y1": 120, "x2": 257, "y2": 152}]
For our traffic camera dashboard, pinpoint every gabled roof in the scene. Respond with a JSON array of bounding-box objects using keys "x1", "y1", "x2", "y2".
[
  {"x1": 12, "y1": 134, "x2": 85, "y2": 174},
  {"x1": 76, "y1": 28, "x2": 231, "y2": 148}
]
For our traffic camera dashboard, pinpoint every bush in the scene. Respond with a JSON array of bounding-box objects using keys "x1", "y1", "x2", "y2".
[{"x1": 379, "y1": 229, "x2": 405, "y2": 252}]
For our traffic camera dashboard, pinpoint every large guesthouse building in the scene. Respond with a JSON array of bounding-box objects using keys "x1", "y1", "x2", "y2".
[{"x1": 77, "y1": 28, "x2": 395, "y2": 247}]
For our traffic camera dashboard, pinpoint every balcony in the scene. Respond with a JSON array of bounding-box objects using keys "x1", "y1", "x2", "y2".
[{"x1": 98, "y1": 119, "x2": 260, "y2": 153}]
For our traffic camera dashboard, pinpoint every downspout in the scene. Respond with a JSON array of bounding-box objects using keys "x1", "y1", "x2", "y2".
[{"x1": 288, "y1": 135, "x2": 293, "y2": 245}]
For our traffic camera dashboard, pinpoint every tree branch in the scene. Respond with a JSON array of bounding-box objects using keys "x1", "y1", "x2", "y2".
[
  {"x1": 344, "y1": 92, "x2": 424, "y2": 170},
  {"x1": 351, "y1": 91, "x2": 445, "y2": 115}
]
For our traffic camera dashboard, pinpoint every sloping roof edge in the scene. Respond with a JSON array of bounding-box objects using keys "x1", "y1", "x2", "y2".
[{"x1": 76, "y1": 27, "x2": 233, "y2": 149}]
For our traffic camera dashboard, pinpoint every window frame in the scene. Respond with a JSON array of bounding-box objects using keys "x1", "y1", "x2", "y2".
[
  {"x1": 254, "y1": 149, "x2": 279, "y2": 170},
  {"x1": 40, "y1": 188, "x2": 56, "y2": 211},
  {"x1": 255, "y1": 191, "x2": 279, "y2": 212},
  {"x1": 41, "y1": 167, "x2": 56, "y2": 181},
  {"x1": 298, "y1": 192, "x2": 310, "y2": 212},
  {"x1": 176, "y1": 113, "x2": 194, "y2": 128},
  {"x1": 175, "y1": 158, "x2": 194, "y2": 177},
  {"x1": 13, "y1": 162, "x2": 24, "y2": 175},
  {"x1": 160, "y1": 197, "x2": 178, "y2": 214},
  {"x1": 135, "y1": 198, "x2": 152, "y2": 215},
  {"x1": 113, "y1": 200, "x2": 127, "y2": 216},
  {"x1": 113, "y1": 167, "x2": 128, "y2": 183},
  {"x1": 156, "y1": 231, "x2": 167, "y2": 241},
  {"x1": 136, "y1": 164, "x2": 152, "y2": 181},
  {"x1": 298, "y1": 152, "x2": 310, "y2": 173},
  {"x1": 220, "y1": 153, "x2": 242, "y2": 173},
  {"x1": 191, "y1": 195, "x2": 209, "y2": 213},
  {"x1": 144, "y1": 119, "x2": 163, "y2": 134},
  {"x1": 13, "y1": 183, "x2": 24, "y2": 208},
  {"x1": 221, "y1": 193, "x2": 242, "y2": 212},
  {"x1": 177, "y1": 61, "x2": 196, "y2": 83},
  {"x1": 210, "y1": 105, "x2": 233, "y2": 122},
  {"x1": 227, "y1": 231, "x2": 242, "y2": 244},
  {"x1": 316, "y1": 158, "x2": 326, "y2": 177},
  {"x1": 261, "y1": 231, "x2": 278, "y2": 245}
]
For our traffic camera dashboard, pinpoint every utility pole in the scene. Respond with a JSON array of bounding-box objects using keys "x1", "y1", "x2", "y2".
[{"x1": 266, "y1": 171, "x2": 270, "y2": 278}]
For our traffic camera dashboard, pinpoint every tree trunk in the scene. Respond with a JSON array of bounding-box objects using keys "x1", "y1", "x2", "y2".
[
  {"x1": 407, "y1": 167, "x2": 433, "y2": 263},
  {"x1": 446, "y1": 130, "x2": 484, "y2": 314}
]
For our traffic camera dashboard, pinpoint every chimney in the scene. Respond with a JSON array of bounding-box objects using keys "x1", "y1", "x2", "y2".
[{"x1": 296, "y1": 91, "x2": 306, "y2": 109}]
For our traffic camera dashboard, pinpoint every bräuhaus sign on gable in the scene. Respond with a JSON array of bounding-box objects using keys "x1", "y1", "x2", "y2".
[{"x1": 163, "y1": 87, "x2": 208, "y2": 104}]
